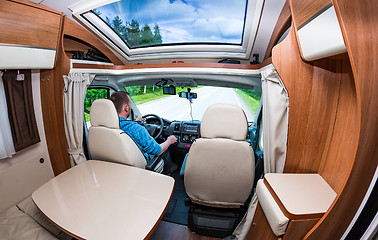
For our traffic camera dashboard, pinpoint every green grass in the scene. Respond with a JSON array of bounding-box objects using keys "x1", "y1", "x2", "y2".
[
  {"x1": 131, "y1": 91, "x2": 168, "y2": 105},
  {"x1": 234, "y1": 89, "x2": 261, "y2": 116}
]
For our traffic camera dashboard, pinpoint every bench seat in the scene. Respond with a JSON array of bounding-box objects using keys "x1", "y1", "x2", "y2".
[
  {"x1": 256, "y1": 179, "x2": 289, "y2": 236},
  {"x1": 256, "y1": 173, "x2": 337, "y2": 237},
  {"x1": 0, "y1": 197, "x2": 72, "y2": 240},
  {"x1": 0, "y1": 205, "x2": 57, "y2": 240}
]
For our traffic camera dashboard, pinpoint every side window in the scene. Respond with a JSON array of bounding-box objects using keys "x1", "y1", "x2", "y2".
[
  {"x1": 84, "y1": 88, "x2": 110, "y2": 127},
  {"x1": 234, "y1": 88, "x2": 262, "y2": 122}
]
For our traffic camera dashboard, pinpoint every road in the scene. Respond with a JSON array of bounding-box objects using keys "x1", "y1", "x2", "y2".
[{"x1": 136, "y1": 86, "x2": 256, "y2": 122}]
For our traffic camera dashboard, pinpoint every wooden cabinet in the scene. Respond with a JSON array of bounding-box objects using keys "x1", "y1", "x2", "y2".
[
  {"x1": 0, "y1": 0, "x2": 63, "y2": 69},
  {"x1": 0, "y1": 0, "x2": 62, "y2": 49}
]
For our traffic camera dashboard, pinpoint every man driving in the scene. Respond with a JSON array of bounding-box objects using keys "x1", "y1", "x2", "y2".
[{"x1": 110, "y1": 91, "x2": 177, "y2": 173}]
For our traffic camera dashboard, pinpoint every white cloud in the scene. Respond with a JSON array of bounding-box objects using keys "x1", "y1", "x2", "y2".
[
  {"x1": 133, "y1": 0, "x2": 198, "y2": 25},
  {"x1": 160, "y1": 25, "x2": 193, "y2": 43}
]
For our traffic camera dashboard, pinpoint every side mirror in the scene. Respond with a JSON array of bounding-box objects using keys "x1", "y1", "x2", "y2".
[{"x1": 163, "y1": 85, "x2": 176, "y2": 95}]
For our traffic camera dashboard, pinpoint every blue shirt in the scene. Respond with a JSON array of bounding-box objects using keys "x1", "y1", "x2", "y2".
[{"x1": 119, "y1": 117, "x2": 162, "y2": 162}]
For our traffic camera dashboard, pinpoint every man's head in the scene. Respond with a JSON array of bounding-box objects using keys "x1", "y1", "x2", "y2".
[{"x1": 110, "y1": 91, "x2": 131, "y2": 118}]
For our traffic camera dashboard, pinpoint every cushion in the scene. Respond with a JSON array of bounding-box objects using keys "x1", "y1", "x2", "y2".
[
  {"x1": 17, "y1": 197, "x2": 72, "y2": 240},
  {"x1": 0, "y1": 205, "x2": 57, "y2": 240},
  {"x1": 90, "y1": 99, "x2": 119, "y2": 129},
  {"x1": 256, "y1": 179, "x2": 289, "y2": 236},
  {"x1": 200, "y1": 103, "x2": 248, "y2": 141}
]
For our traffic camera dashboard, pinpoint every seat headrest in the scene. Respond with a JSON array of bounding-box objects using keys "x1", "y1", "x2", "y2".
[
  {"x1": 90, "y1": 99, "x2": 119, "y2": 129},
  {"x1": 200, "y1": 103, "x2": 248, "y2": 140}
]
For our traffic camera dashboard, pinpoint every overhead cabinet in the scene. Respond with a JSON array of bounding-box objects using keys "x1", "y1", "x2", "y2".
[{"x1": 0, "y1": 0, "x2": 62, "y2": 69}]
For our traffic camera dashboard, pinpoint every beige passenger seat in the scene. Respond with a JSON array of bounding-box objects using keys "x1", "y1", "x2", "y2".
[{"x1": 184, "y1": 103, "x2": 255, "y2": 237}]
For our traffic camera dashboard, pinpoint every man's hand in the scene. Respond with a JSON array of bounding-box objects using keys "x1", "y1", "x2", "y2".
[
  {"x1": 158, "y1": 135, "x2": 177, "y2": 156},
  {"x1": 135, "y1": 115, "x2": 145, "y2": 121},
  {"x1": 167, "y1": 135, "x2": 177, "y2": 144}
]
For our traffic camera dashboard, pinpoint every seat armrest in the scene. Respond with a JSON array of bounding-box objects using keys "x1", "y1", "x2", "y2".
[{"x1": 146, "y1": 155, "x2": 164, "y2": 173}]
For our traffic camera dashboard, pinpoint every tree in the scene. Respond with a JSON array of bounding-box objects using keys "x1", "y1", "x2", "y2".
[
  {"x1": 112, "y1": 16, "x2": 126, "y2": 38},
  {"x1": 140, "y1": 24, "x2": 154, "y2": 46},
  {"x1": 126, "y1": 19, "x2": 141, "y2": 48},
  {"x1": 153, "y1": 24, "x2": 162, "y2": 44},
  {"x1": 106, "y1": 16, "x2": 164, "y2": 48}
]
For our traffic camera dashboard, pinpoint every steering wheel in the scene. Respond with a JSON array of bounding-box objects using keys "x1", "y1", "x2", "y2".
[{"x1": 142, "y1": 114, "x2": 164, "y2": 139}]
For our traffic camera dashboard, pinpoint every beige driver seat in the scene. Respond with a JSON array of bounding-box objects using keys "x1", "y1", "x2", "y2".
[
  {"x1": 88, "y1": 99, "x2": 148, "y2": 169},
  {"x1": 184, "y1": 103, "x2": 255, "y2": 208}
]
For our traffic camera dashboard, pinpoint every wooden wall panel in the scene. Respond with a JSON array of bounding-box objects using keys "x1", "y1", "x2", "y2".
[
  {"x1": 272, "y1": 21, "x2": 359, "y2": 239},
  {"x1": 305, "y1": 0, "x2": 378, "y2": 239},
  {"x1": 40, "y1": 16, "x2": 71, "y2": 176},
  {"x1": 271, "y1": 0, "x2": 377, "y2": 238},
  {"x1": 317, "y1": 58, "x2": 357, "y2": 192},
  {"x1": 290, "y1": 0, "x2": 331, "y2": 28},
  {"x1": 246, "y1": 204, "x2": 277, "y2": 240},
  {"x1": 64, "y1": 18, "x2": 123, "y2": 65},
  {"x1": 272, "y1": 26, "x2": 356, "y2": 182},
  {"x1": 0, "y1": 0, "x2": 61, "y2": 49},
  {"x1": 283, "y1": 218, "x2": 320, "y2": 240}
]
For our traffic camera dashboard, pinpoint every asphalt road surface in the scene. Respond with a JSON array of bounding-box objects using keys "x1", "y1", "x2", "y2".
[{"x1": 136, "y1": 86, "x2": 256, "y2": 122}]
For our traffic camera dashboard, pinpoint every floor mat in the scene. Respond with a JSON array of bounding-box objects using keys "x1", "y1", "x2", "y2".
[{"x1": 162, "y1": 170, "x2": 189, "y2": 225}]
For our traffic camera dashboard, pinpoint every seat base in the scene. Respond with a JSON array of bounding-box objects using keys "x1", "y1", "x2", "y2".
[{"x1": 187, "y1": 201, "x2": 247, "y2": 238}]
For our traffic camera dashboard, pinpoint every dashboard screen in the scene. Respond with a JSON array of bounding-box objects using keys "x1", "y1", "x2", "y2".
[{"x1": 184, "y1": 124, "x2": 198, "y2": 132}]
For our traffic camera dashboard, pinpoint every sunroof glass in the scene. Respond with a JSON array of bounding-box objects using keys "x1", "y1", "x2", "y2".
[{"x1": 93, "y1": 0, "x2": 247, "y2": 49}]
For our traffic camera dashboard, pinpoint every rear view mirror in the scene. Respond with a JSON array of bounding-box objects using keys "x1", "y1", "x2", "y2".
[
  {"x1": 178, "y1": 92, "x2": 187, "y2": 98},
  {"x1": 178, "y1": 91, "x2": 197, "y2": 99},
  {"x1": 163, "y1": 85, "x2": 176, "y2": 95}
]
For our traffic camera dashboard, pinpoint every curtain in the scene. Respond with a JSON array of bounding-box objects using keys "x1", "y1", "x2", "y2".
[
  {"x1": 261, "y1": 66, "x2": 289, "y2": 174},
  {"x1": 2, "y1": 70, "x2": 40, "y2": 152},
  {"x1": 233, "y1": 65, "x2": 289, "y2": 239},
  {"x1": 0, "y1": 71, "x2": 16, "y2": 159},
  {"x1": 63, "y1": 73, "x2": 90, "y2": 166}
]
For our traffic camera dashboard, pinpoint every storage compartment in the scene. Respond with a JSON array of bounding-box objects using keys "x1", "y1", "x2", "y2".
[{"x1": 188, "y1": 203, "x2": 246, "y2": 238}]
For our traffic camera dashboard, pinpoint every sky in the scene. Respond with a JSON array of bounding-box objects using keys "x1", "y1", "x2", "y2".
[{"x1": 95, "y1": 0, "x2": 247, "y2": 46}]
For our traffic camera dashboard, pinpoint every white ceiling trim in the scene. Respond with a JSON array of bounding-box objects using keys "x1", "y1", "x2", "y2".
[{"x1": 70, "y1": 67, "x2": 262, "y2": 77}]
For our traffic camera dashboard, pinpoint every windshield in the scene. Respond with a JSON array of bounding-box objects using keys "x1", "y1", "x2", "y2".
[{"x1": 125, "y1": 85, "x2": 261, "y2": 122}]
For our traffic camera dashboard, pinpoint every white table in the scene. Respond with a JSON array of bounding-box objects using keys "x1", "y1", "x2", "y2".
[{"x1": 32, "y1": 160, "x2": 175, "y2": 240}]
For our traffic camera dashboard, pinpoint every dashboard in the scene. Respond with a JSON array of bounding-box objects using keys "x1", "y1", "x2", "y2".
[
  {"x1": 146, "y1": 118, "x2": 256, "y2": 154},
  {"x1": 156, "y1": 119, "x2": 201, "y2": 153},
  {"x1": 171, "y1": 120, "x2": 201, "y2": 151}
]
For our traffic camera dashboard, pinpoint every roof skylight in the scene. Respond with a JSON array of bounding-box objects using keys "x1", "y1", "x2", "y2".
[
  {"x1": 92, "y1": 0, "x2": 247, "y2": 49},
  {"x1": 70, "y1": 0, "x2": 264, "y2": 60}
]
